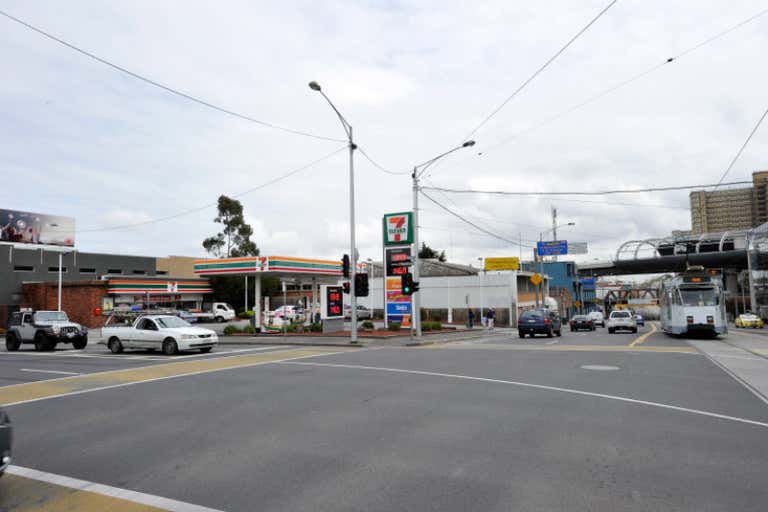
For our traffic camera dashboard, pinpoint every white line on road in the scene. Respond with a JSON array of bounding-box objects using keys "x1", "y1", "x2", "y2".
[
  {"x1": 20, "y1": 368, "x2": 80, "y2": 376},
  {"x1": 544, "y1": 339, "x2": 559, "y2": 345},
  {"x1": 279, "y1": 361, "x2": 768, "y2": 429},
  {"x1": 6, "y1": 465, "x2": 224, "y2": 512}
]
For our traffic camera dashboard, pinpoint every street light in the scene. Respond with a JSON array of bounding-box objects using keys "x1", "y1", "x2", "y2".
[
  {"x1": 537, "y1": 221, "x2": 575, "y2": 307},
  {"x1": 412, "y1": 140, "x2": 476, "y2": 339},
  {"x1": 309, "y1": 80, "x2": 360, "y2": 343}
]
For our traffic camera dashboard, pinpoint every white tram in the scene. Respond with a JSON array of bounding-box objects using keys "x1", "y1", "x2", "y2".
[{"x1": 659, "y1": 272, "x2": 726, "y2": 336}]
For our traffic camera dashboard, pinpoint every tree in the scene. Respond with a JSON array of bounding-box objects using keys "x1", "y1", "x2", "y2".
[
  {"x1": 202, "y1": 195, "x2": 260, "y2": 258},
  {"x1": 418, "y1": 242, "x2": 446, "y2": 262}
]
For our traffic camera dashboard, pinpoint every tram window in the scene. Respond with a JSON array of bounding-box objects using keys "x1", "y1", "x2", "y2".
[{"x1": 680, "y1": 288, "x2": 718, "y2": 306}]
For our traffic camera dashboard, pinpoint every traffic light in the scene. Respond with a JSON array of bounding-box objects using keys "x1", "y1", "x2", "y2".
[
  {"x1": 342, "y1": 281, "x2": 351, "y2": 294},
  {"x1": 341, "y1": 254, "x2": 350, "y2": 279},
  {"x1": 401, "y1": 272, "x2": 414, "y2": 295},
  {"x1": 355, "y1": 273, "x2": 369, "y2": 297}
]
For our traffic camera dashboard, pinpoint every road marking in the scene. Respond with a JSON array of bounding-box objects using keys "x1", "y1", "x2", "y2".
[
  {"x1": 280, "y1": 361, "x2": 768, "y2": 429},
  {"x1": 544, "y1": 339, "x2": 559, "y2": 345},
  {"x1": 428, "y1": 343, "x2": 698, "y2": 354},
  {"x1": 20, "y1": 368, "x2": 80, "y2": 376},
  {"x1": 629, "y1": 322, "x2": 658, "y2": 347},
  {"x1": 0, "y1": 348, "x2": 348, "y2": 407},
  {"x1": 4, "y1": 465, "x2": 222, "y2": 512}
]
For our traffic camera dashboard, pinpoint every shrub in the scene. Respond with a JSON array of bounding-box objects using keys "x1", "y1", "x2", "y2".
[
  {"x1": 242, "y1": 324, "x2": 255, "y2": 334},
  {"x1": 309, "y1": 322, "x2": 323, "y2": 332},
  {"x1": 387, "y1": 322, "x2": 401, "y2": 332},
  {"x1": 361, "y1": 320, "x2": 374, "y2": 329},
  {"x1": 422, "y1": 321, "x2": 443, "y2": 331},
  {"x1": 238, "y1": 310, "x2": 255, "y2": 319},
  {"x1": 223, "y1": 325, "x2": 242, "y2": 335}
]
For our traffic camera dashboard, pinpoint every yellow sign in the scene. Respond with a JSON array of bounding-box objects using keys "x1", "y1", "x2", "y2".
[
  {"x1": 530, "y1": 273, "x2": 542, "y2": 286},
  {"x1": 574, "y1": 301, "x2": 582, "y2": 308},
  {"x1": 484, "y1": 257, "x2": 520, "y2": 271}
]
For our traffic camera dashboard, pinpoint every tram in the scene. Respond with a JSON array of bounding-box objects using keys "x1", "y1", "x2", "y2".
[{"x1": 659, "y1": 271, "x2": 726, "y2": 336}]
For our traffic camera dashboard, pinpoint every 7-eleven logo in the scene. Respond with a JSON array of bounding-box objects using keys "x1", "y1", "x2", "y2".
[{"x1": 387, "y1": 216, "x2": 408, "y2": 242}]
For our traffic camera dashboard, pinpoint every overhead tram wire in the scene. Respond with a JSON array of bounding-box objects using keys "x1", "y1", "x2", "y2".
[
  {"x1": 426, "y1": 7, "x2": 768, "y2": 172},
  {"x1": 357, "y1": 147, "x2": 411, "y2": 176},
  {"x1": 714, "y1": 104, "x2": 768, "y2": 189},
  {"x1": 78, "y1": 145, "x2": 347, "y2": 233},
  {"x1": 420, "y1": 190, "x2": 534, "y2": 248},
  {"x1": 0, "y1": 9, "x2": 344, "y2": 143},
  {"x1": 422, "y1": 180, "x2": 752, "y2": 198},
  {"x1": 464, "y1": 0, "x2": 620, "y2": 140}
]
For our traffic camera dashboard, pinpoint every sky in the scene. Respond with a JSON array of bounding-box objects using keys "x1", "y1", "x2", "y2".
[{"x1": 1, "y1": 0, "x2": 767, "y2": 268}]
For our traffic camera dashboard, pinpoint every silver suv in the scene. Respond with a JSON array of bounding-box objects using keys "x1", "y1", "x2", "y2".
[
  {"x1": 607, "y1": 310, "x2": 638, "y2": 334},
  {"x1": 6, "y1": 310, "x2": 88, "y2": 351}
]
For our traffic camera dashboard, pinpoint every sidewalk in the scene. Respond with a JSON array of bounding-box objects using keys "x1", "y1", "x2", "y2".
[
  {"x1": 721, "y1": 327, "x2": 768, "y2": 358},
  {"x1": 688, "y1": 335, "x2": 768, "y2": 405}
]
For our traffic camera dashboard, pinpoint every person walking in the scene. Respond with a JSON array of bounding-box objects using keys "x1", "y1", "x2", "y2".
[
  {"x1": 486, "y1": 308, "x2": 495, "y2": 331},
  {"x1": 467, "y1": 308, "x2": 475, "y2": 328}
]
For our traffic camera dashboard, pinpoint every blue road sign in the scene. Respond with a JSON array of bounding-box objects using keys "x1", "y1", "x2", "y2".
[
  {"x1": 580, "y1": 277, "x2": 596, "y2": 291},
  {"x1": 537, "y1": 240, "x2": 568, "y2": 256}
]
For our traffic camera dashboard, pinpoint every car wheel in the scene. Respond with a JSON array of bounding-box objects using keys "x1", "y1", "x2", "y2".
[
  {"x1": 108, "y1": 337, "x2": 124, "y2": 354},
  {"x1": 5, "y1": 332, "x2": 20, "y2": 351},
  {"x1": 570, "y1": 327, "x2": 574, "y2": 331},
  {"x1": 518, "y1": 331, "x2": 525, "y2": 338},
  {"x1": 632, "y1": 328, "x2": 638, "y2": 334},
  {"x1": 162, "y1": 338, "x2": 179, "y2": 356},
  {"x1": 556, "y1": 329, "x2": 562, "y2": 337},
  {"x1": 547, "y1": 328, "x2": 553, "y2": 338},
  {"x1": 72, "y1": 337, "x2": 87, "y2": 350},
  {"x1": 216, "y1": 316, "x2": 224, "y2": 323},
  {"x1": 200, "y1": 347, "x2": 213, "y2": 353},
  {"x1": 608, "y1": 328, "x2": 614, "y2": 334},
  {"x1": 34, "y1": 332, "x2": 47, "y2": 352}
]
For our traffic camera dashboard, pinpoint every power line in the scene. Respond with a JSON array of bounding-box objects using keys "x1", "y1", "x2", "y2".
[
  {"x1": 714, "y1": 104, "x2": 768, "y2": 188},
  {"x1": 78, "y1": 146, "x2": 346, "y2": 233},
  {"x1": 464, "y1": 0, "x2": 620, "y2": 140},
  {"x1": 0, "y1": 9, "x2": 345, "y2": 143},
  {"x1": 357, "y1": 147, "x2": 411, "y2": 176},
  {"x1": 423, "y1": 180, "x2": 751, "y2": 197},
  {"x1": 480, "y1": 7, "x2": 768, "y2": 155},
  {"x1": 420, "y1": 190, "x2": 534, "y2": 248}
]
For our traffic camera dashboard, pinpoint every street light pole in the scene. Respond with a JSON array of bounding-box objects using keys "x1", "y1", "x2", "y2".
[
  {"x1": 309, "y1": 81, "x2": 359, "y2": 343},
  {"x1": 411, "y1": 140, "x2": 475, "y2": 339}
]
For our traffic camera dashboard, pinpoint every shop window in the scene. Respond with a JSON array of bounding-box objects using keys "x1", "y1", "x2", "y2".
[
  {"x1": 13, "y1": 265, "x2": 34, "y2": 272},
  {"x1": 107, "y1": 269, "x2": 122, "y2": 275},
  {"x1": 80, "y1": 268, "x2": 96, "y2": 274},
  {"x1": 133, "y1": 270, "x2": 147, "y2": 275},
  {"x1": 48, "y1": 266, "x2": 67, "y2": 272},
  {"x1": 302, "y1": 284, "x2": 313, "y2": 290}
]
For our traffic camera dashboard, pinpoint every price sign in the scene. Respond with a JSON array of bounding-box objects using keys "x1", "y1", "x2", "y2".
[
  {"x1": 321, "y1": 285, "x2": 344, "y2": 319},
  {"x1": 385, "y1": 246, "x2": 412, "y2": 277}
]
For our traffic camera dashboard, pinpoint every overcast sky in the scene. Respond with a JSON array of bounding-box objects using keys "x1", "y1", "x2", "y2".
[{"x1": 1, "y1": 0, "x2": 767, "y2": 266}]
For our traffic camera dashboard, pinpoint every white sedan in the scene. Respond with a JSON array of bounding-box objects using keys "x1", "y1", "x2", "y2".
[{"x1": 101, "y1": 315, "x2": 219, "y2": 355}]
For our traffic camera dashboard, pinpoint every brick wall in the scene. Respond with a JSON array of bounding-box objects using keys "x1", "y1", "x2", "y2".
[{"x1": 22, "y1": 281, "x2": 109, "y2": 328}]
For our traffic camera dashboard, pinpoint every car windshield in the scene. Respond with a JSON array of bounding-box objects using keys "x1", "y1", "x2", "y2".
[
  {"x1": 156, "y1": 316, "x2": 191, "y2": 328},
  {"x1": 35, "y1": 311, "x2": 69, "y2": 322},
  {"x1": 611, "y1": 311, "x2": 630, "y2": 318},
  {"x1": 680, "y1": 288, "x2": 718, "y2": 306}
]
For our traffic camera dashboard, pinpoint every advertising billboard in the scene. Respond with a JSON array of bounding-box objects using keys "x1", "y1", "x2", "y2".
[
  {"x1": 484, "y1": 256, "x2": 520, "y2": 271},
  {"x1": 0, "y1": 208, "x2": 75, "y2": 247}
]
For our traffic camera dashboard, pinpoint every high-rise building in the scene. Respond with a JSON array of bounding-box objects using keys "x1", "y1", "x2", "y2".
[{"x1": 689, "y1": 171, "x2": 768, "y2": 233}]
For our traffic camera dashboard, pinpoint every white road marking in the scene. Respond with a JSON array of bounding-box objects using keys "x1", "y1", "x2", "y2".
[
  {"x1": 3, "y1": 350, "x2": 351, "y2": 408},
  {"x1": 280, "y1": 361, "x2": 768, "y2": 429},
  {"x1": 6, "y1": 465, "x2": 223, "y2": 512},
  {"x1": 544, "y1": 339, "x2": 559, "y2": 345},
  {"x1": 20, "y1": 368, "x2": 80, "y2": 376},
  {"x1": 1, "y1": 346, "x2": 281, "y2": 361}
]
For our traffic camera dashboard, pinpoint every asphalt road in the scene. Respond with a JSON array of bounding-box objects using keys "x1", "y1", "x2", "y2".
[{"x1": 2, "y1": 325, "x2": 767, "y2": 511}]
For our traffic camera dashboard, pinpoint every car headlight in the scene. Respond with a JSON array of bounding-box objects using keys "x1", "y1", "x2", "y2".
[
  {"x1": 180, "y1": 334, "x2": 196, "y2": 340},
  {"x1": 52, "y1": 325, "x2": 60, "y2": 334}
]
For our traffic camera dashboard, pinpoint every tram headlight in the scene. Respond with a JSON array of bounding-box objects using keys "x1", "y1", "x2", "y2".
[
  {"x1": 706, "y1": 316, "x2": 714, "y2": 324},
  {"x1": 686, "y1": 316, "x2": 694, "y2": 324}
]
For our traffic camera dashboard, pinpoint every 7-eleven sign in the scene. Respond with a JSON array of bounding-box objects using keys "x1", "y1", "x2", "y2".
[{"x1": 383, "y1": 212, "x2": 414, "y2": 246}]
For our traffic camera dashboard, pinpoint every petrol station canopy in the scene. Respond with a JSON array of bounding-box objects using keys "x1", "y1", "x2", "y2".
[{"x1": 193, "y1": 255, "x2": 345, "y2": 284}]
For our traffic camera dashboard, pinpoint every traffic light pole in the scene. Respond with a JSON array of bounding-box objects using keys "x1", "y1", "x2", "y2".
[{"x1": 412, "y1": 169, "x2": 422, "y2": 339}]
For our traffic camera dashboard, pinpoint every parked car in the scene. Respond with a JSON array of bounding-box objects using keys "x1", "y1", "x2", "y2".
[
  {"x1": 607, "y1": 310, "x2": 638, "y2": 334},
  {"x1": 735, "y1": 312, "x2": 764, "y2": 328},
  {"x1": 569, "y1": 315, "x2": 595, "y2": 331},
  {"x1": 634, "y1": 314, "x2": 645, "y2": 327},
  {"x1": 175, "y1": 310, "x2": 198, "y2": 323},
  {"x1": 344, "y1": 304, "x2": 372, "y2": 320},
  {"x1": 587, "y1": 311, "x2": 606, "y2": 327},
  {"x1": 0, "y1": 407, "x2": 10, "y2": 478},
  {"x1": 5, "y1": 309, "x2": 88, "y2": 352},
  {"x1": 518, "y1": 309, "x2": 562, "y2": 338},
  {"x1": 101, "y1": 314, "x2": 218, "y2": 355}
]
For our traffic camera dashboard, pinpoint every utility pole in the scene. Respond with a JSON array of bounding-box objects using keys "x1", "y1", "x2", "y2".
[{"x1": 551, "y1": 206, "x2": 558, "y2": 262}]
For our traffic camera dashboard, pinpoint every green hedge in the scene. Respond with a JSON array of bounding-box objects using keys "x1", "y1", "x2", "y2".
[
  {"x1": 242, "y1": 324, "x2": 255, "y2": 334},
  {"x1": 387, "y1": 322, "x2": 401, "y2": 331},
  {"x1": 361, "y1": 320, "x2": 374, "y2": 329},
  {"x1": 422, "y1": 321, "x2": 443, "y2": 331},
  {"x1": 223, "y1": 325, "x2": 242, "y2": 335}
]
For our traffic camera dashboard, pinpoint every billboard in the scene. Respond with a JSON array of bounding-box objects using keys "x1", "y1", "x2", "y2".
[
  {"x1": 382, "y1": 211, "x2": 414, "y2": 246},
  {"x1": 0, "y1": 208, "x2": 74, "y2": 247},
  {"x1": 568, "y1": 242, "x2": 588, "y2": 255},
  {"x1": 484, "y1": 256, "x2": 520, "y2": 271}
]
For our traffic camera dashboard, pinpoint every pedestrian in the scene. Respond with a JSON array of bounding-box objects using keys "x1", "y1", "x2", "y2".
[
  {"x1": 486, "y1": 308, "x2": 495, "y2": 331},
  {"x1": 467, "y1": 308, "x2": 475, "y2": 328}
]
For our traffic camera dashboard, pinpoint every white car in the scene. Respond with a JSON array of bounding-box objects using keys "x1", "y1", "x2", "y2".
[
  {"x1": 101, "y1": 315, "x2": 219, "y2": 355},
  {"x1": 587, "y1": 311, "x2": 605, "y2": 327},
  {"x1": 607, "y1": 310, "x2": 638, "y2": 334}
]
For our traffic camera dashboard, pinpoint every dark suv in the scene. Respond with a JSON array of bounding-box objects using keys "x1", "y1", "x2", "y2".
[{"x1": 518, "y1": 309, "x2": 562, "y2": 338}]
